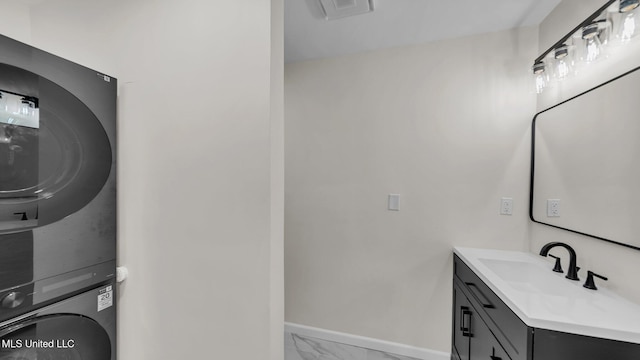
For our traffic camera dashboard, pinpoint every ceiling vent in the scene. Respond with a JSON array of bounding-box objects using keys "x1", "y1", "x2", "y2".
[{"x1": 318, "y1": 0, "x2": 374, "y2": 20}]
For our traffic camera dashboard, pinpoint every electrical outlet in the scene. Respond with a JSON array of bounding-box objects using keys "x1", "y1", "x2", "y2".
[
  {"x1": 547, "y1": 199, "x2": 560, "y2": 217},
  {"x1": 500, "y1": 197, "x2": 513, "y2": 215}
]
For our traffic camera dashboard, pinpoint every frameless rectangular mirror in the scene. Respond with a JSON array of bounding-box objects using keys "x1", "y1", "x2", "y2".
[{"x1": 530, "y1": 65, "x2": 640, "y2": 251}]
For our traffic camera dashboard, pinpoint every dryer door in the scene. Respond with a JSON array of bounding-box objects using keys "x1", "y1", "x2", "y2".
[
  {"x1": 0, "y1": 314, "x2": 111, "y2": 359},
  {"x1": 0, "y1": 63, "x2": 112, "y2": 233}
]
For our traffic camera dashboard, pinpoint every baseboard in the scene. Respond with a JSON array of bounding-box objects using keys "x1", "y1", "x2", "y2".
[{"x1": 284, "y1": 322, "x2": 450, "y2": 360}]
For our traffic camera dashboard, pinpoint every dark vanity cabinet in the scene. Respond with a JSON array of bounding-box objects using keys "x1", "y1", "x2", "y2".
[
  {"x1": 452, "y1": 255, "x2": 640, "y2": 360},
  {"x1": 452, "y1": 255, "x2": 531, "y2": 360},
  {"x1": 453, "y1": 282, "x2": 513, "y2": 360}
]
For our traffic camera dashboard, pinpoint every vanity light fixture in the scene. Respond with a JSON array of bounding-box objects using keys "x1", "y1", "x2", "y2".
[{"x1": 532, "y1": 0, "x2": 620, "y2": 93}]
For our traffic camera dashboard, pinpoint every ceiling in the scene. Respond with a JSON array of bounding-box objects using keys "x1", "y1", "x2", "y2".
[{"x1": 285, "y1": 0, "x2": 563, "y2": 63}]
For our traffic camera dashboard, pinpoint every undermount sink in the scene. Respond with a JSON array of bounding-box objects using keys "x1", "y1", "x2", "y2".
[
  {"x1": 479, "y1": 258, "x2": 541, "y2": 282},
  {"x1": 478, "y1": 258, "x2": 568, "y2": 296}
]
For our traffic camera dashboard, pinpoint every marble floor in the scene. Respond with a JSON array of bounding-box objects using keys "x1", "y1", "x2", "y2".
[{"x1": 284, "y1": 332, "x2": 422, "y2": 360}]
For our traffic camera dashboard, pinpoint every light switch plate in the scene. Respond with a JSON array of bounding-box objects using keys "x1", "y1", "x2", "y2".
[{"x1": 388, "y1": 194, "x2": 400, "y2": 211}]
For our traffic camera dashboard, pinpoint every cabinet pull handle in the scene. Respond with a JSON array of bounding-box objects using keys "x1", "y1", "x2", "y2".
[
  {"x1": 459, "y1": 306, "x2": 467, "y2": 331},
  {"x1": 490, "y1": 356, "x2": 502, "y2": 360},
  {"x1": 461, "y1": 308, "x2": 472, "y2": 337},
  {"x1": 465, "y1": 282, "x2": 494, "y2": 309}
]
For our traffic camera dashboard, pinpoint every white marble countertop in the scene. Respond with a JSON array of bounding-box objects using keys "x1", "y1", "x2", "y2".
[{"x1": 454, "y1": 247, "x2": 640, "y2": 344}]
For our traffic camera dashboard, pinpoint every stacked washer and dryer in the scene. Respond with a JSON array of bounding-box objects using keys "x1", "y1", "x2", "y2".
[{"x1": 0, "y1": 34, "x2": 117, "y2": 360}]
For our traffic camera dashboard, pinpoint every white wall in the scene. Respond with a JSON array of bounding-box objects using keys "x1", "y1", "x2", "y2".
[
  {"x1": 531, "y1": 0, "x2": 640, "y2": 303},
  {"x1": 0, "y1": 1, "x2": 283, "y2": 359},
  {"x1": 285, "y1": 27, "x2": 538, "y2": 351},
  {"x1": 271, "y1": 0, "x2": 285, "y2": 358}
]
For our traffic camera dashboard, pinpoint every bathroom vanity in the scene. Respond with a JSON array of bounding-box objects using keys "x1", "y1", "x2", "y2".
[{"x1": 451, "y1": 247, "x2": 640, "y2": 360}]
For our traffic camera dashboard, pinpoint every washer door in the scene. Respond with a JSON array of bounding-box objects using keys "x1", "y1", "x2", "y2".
[
  {"x1": 0, "y1": 314, "x2": 111, "y2": 359},
  {"x1": 0, "y1": 63, "x2": 112, "y2": 233}
]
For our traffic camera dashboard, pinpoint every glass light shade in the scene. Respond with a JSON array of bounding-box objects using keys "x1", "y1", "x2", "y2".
[
  {"x1": 553, "y1": 44, "x2": 572, "y2": 80},
  {"x1": 532, "y1": 62, "x2": 548, "y2": 94},
  {"x1": 581, "y1": 22, "x2": 604, "y2": 63},
  {"x1": 618, "y1": 11, "x2": 639, "y2": 42}
]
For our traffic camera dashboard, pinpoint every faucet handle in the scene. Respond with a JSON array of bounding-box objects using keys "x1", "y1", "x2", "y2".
[
  {"x1": 583, "y1": 271, "x2": 608, "y2": 290},
  {"x1": 548, "y1": 254, "x2": 563, "y2": 273}
]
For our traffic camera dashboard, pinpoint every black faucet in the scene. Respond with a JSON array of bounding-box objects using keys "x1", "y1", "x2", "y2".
[
  {"x1": 547, "y1": 254, "x2": 563, "y2": 273},
  {"x1": 583, "y1": 271, "x2": 607, "y2": 290},
  {"x1": 539, "y1": 242, "x2": 579, "y2": 281}
]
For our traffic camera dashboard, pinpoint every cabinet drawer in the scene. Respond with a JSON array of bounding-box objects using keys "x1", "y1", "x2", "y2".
[{"x1": 454, "y1": 255, "x2": 531, "y2": 360}]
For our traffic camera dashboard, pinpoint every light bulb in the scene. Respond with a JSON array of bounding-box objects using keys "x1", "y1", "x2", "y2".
[
  {"x1": 535, "y1": 74, "x2": 547, "y2": 94},
  {"x1": 586, "y1": 38, "x2": 601, "y2": 61},
  {"x1": 620, "y1": 13, "x2": 637, "y2": 42},
  {"x1": 582, "y1": 22, "x2": 603, "y2": 63},
  {"x1": 556, "y1": 60, "x2": 569, "y2": 79}
]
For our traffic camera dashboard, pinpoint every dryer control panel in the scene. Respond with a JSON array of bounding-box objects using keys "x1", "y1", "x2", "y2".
[{"x1": 0, "y1": 261, "x2": 115, "y2": 322}]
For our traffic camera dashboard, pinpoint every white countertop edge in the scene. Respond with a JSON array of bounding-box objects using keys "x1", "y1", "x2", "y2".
[
  {"x1": 453, "y1": 246, "x2": 640, "y2": 345},
  {"x1": 453, "y1": 247, "x2": 533, "y2": 327}
]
